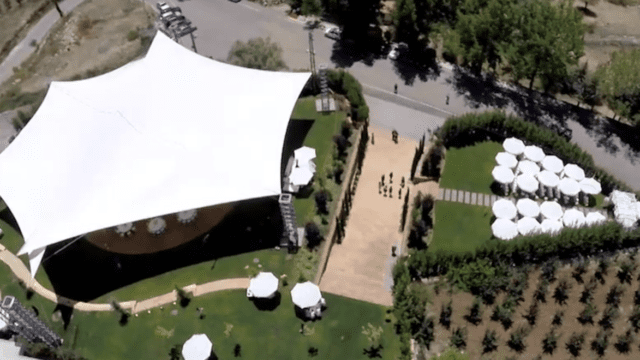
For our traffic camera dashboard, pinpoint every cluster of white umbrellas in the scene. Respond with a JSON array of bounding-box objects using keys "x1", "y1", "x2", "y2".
[
  {"x1": 246, "y1": 274, "x2": 325, "y2": 315},
  {"x1": 610, "y1": 190, "x2": 640, "y2": 228},
  {"x1": 288, "y1": 146, "x2": 317, "y2": 190}
]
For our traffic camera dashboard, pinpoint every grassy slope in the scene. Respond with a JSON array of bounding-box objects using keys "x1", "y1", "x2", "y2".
[
  {"x1": 430, "y1": 201, "x2": 493, "y2": 253},
  {"x1": 439, "y1": 141, "x2": 503, "y2": 194}
]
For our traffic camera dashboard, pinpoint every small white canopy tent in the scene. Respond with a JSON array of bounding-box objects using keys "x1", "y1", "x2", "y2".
[
  {"x1": 558, "y1": 178, "x2": 581, "y2": 197},
  {"x1": 537, "y1": 170, "x2": 560, "y2": 188},
  {"x1": 247, "y1": 272, "x2": 279, "y2": 298},
  {"x1": 562, "y1": 164, "x2": 585, "y2": 181},
  {"x1": 516, "y1": 174, "x2": 539, "y2": 194},
  {"x1": 523, "y1": 145, "x2": 545, "y2": 163},
  {"x1": 517, "y1": 217, "x2": 541, "y2": 235},
  {"x1": 563, "y1": 209, "x2": 586, "y2": 228},
  {"x1": 492, "y1": 199, "x2": 517, "y2": 219},
  {"x1": 503, "y1": 138, "x2": 525, "y2": 156},
  {"x1": 540, "y1": 219, "x2": 564, "y2": 234},
  {"x1": 294, "y1": 146, "x2": 316, "y2": 167},
  {"x1": 491, "y1": 218, "x2": 518, "y2": 240},
  {"x1": 290, "y1": 166, "x2": 314, "y2": 186},
  {"x1": 579, "y1": 178, "x2": 602, "y2": 195},
  {"x1": 541, "y1": 155, "x2": 564, "y2": 174},
  {"x1": 495, "y1": 152, "x2": 517, "y2": 168},
  {"x1": 540, "y1": 201, "x2": 563, "y2": 221},
  {"x1": 585, "y1": 212, "x2": 607, "y2": 226},
  {"x1": 610, "y1": 190, "x2": 639, "y2": 228},
  {"x1": 516, "y1": 198, "x2": 540, "y2": 218},
  {"x1": 182, "y1": 334, "x2": 213, "y2": 360},
  {"x1": 492, "y1": 166, "x2": 515, "y2": 185},
  {"x1": 0, "y1": 32, "x2": 311, "y2": 276},
  {"x1": 516, "y1": 160, "x2": 540, "y2": 176},
  {"x1": 291, "y1": 281, "x2": 322, "y2": 309}
]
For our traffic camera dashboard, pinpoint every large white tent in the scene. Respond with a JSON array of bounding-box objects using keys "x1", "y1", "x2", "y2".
[{"x1": 0, "y1": 32, "x2": 311, "y2": 276}]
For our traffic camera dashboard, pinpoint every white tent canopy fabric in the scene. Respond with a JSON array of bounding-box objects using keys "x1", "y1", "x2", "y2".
[
  {"x1": 585, "y1": 212, "x2": 607, "y2": 226},
  {"x1": 294, "y1": 146, "x2": 316, "y2": 164},
  {"x1": 562, "y1": 164, "x2": 585, "y2": 181},
  {"x1": 579, "y1": 178, "x2": 602, "y2": 195},
  {"x1": 540, "y1": 201, "x2": 564, "y2": 221},
  {"x1": 491, "y1": 218, "x2": 519, "y2": 240},
  {"x1": 517, "y1": 217, "x2": 541, "y2": 235},
  {"x1": 492, "y1": 199, "x2": 517, "y2": 219},
  {"x1": 247, "y1": 272, "x2": 279, "y2": 298},
  {"x1": 290, "y1": 166, "x2": 314, "y2": 186},
  {"x1": 503, "y1": 138, "x2": 525, "y2": 156},
  {"x1": 563, "y1": 209, "x2": 586, "y2": 228},
  {"x1": 541, "y1": 155, "x2": 564, "y2": 174},
  {"x1": 540, "y1": 219, "x2": 564, "y2": 234},
  {"x1": 516, "y1": 174, "x2": 539, "y2": 193},
  {"x1": 492, "y1": 166, "x2": 515, "y2": 184},
  {"x1": 610, "y1": 190, "x2": 639, "y2": 228},
  {"x1": 516, "y1": 160, "x2": 540, "y2": 175},
  {"x1": 537, "y1": 170, "x2": 560, "y2": 188},
  {"x1": 558, "y1": 178, "x2": 580, "y2": 197},
  {"x1": 524, "y1": 145, "x2": 545, "y2": 163},
  {"x1": 291, "y1": 281, "x2": 322, "y2": 308},
  {"x1": 495, "y1": 152, "x2": 518, "y2": 168},
  {"x1": 182, "y1": 334, "x2": 213, "y2": 360},
  {"x1": 516, "y1": 198, "x2": 540, "y2": 218},
  {"x1": 0, "y1": 33, "x2": 311, "y2": 274}
]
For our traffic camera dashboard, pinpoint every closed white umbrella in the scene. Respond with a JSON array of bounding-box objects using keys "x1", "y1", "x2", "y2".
[
  {"x1": 585, "y1": 212, "x2": 607, "y2": 226},
  {"x1": 290, "y1": 166, "x2": 314, "y2": 186},
  {"x1": 537, "y1": 170, "x2": 560, "y2": 188},
  {"x1": 503, "y1": 138, "x2": 525, "y2": 156},
  {"x1": 579, "y1": 178, "x2": 602, "y2": 195},
  {"x1": 182, "y1": 334, "x2": 213, "y2": 360},
  {"x1": 516, "y1": 160, "x2": 540, "y2": 175},
  {"x1": 563, "y1": 209, "x2": 586, "y2": 228},
  {"x1": 492, "y1": 166, "x2": 515, "y2": 184},
  {"x1": 492, "y1": 199, "x2": 517, "y2": 219},
  {"x1": 558, "y1": 178, "x2": 580, "y2": 196},
  {"x1": 540, "y1": 219, "x2": 564, "y2": 234},
  {"x1": 516, "y1": 198, "x2": 540, "y2": 218},
  {"x1": 247, "y1": 272, "x2": 279, "y2": 298},
  {"x1": 516, "y1": 174, "x2": 539, "y2": 194},
  {"x1": 562, "y1": 164, "x2": 585, "y2": 181},
  {"x1": 541, "y1": 155, "x2": 564, "y2": 174},
  {"x1": 491, "y1": 218, "x2": 519, "y2": 240},
  {"x1": 540, "y1": 201, "x2": 564, "y2": 221},
  {"x1": 495, "y1": 152, "x2": 518, "y2": 168},
  {"x1": 517, "y1": 217, "x2": 541, "y2": 235},
  {"x1": 524, "y1": 145, "x2": 545, "y2": 163},
  {"x1": 291, "y1": 282, "x2": 322, "y2": 308}
]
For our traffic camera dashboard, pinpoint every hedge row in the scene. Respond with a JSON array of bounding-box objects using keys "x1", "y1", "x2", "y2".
[
  {"x1": 326, "y1": 69, "x2": 370, "y2": 122},
  {"x1": 438, "y1": 110, "x2": 639, "y2": 197}
]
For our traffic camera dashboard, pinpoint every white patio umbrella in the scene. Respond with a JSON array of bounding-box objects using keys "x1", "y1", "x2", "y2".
[
  {"x1": 541, "y1": 155, "x2": 564, "y2": 174},
  {"x1": 247, "y1": 272, "x2": 279, "y2": 298},
  {"x1": 585, "y1": 212, "x2": 607, "y2": 226},
  {"x1": 517, "y1": 217, "x2": 541, "y2": 235},
  {"x1": 491, "y1": 218, "x2": 519, "y2": 240},
  {"x1": 294, "y1": 146, "x2": 317, "y2": 163},
  {"x1": 562, "y1": 164, "x2": 585, "y2": 181},
  {"x1": 503, "y1": 138, "x2": 525, "y2": 156},
  {"x1": 558, "y1": 178, "x2": 580, "y2": 197},
  {"x1": 177, "y1": 209, "x2": 198, "y2": 224},
  {"x1": 579, "y1": 178, "x2": 602, "y2": 195},
  {"x1": 290, "y1": 166, "x2": 314, "y2": 186},
  {"x1": 537, "y1": 171, "x2": 560, "y2": 188},
  {"x1": 291, "y1": 281, "x2": 322, "y2": 309},
  {"x1": 492, "y1": 166, "x2": 515, "y2": 185},
  {"x1": 495, "y1": 152, "x2": 518, "y2": 168},
  {"x1": 540, "y1": 201, "x2": 564, "y2": 221},
  {"x1": 516, "y1": 174, "x2": 539, "y2": 194},
  {"x1": 182, "y1": 334, "x2": 213, "y2": 360},
  {"x1": 563, "y1": 209, "x2": 586, "y2": 228},
  {"x1": 524, "y1": 145, "x2": 546, "y2": 163},
  {"x1": 516, "y1": 198, "x2": 540, "y2": 218},
  {"x1": 540, "y1": 219, "x2": 564, "y2": 234},
  {"x1": 516, "y1": 160, "x2": 540, "y2": 175},
  {"x1": 492, "y1": 199, "x2": 517, "y2": 219}
]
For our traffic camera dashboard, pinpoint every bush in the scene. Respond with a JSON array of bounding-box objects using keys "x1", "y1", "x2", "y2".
[
  {"x1": 314, "y1": 190, "x2": 329, "y2": 215},
  {"x1": 543, "y1": 329, "x2": 560, "y2": 354},
  {"x1": 523, "y1": 302, "x2": 539, "y2": 326},
  {"x1": 491, "y1": 298, "x2": 515, "y2": 330},
  {"x1": 552, "y1": 310, "x2": 564, "y2": 326},
  {"x1": 629, "y1": 306, "x2": 640, "y2": 332},
  {"x1": 333, "y1": 134, "x2": 349, "y2": 158},
  {"x1": 578, "y1": 303, "x2": 597, "y2": 325},
  {"x1": 553, "y1": 278, "x2": 571, "y2": 305},
  {"x1": 606, "y1": 283, "x2": 625, "y2": 307},
  {"x1": 591, "y1": 330, "x2": 609, "y2": 357},
  {"x1": 614, "y1": 329, "x2": 634, "y2": 353},
  {"x1": 464, "y1": 297, "x2": 483, "y2": 326},
  {"x1": 326, "y1": 69, "x2": 369, "y2": 122},
  {"x1": 450, "y1": 327, "x2": 467, "y2": 350},
  {"x1": 420, "y1": 142, "x2": 444, "y2": 179},
  {"x1": 566, "y1": 332, "x2": 586, "y2": 357},
  {"x1": 440, "y1": 300, "x2": 453, "y2": 330},
  {"x1": 507, "y1": 325, "x2": 529, "y2": 352},
  {"x1": 482, "y1": 329, "x2": 498, "y2": 354},
  {"x1": 304, "y1": 222, "x2": 322, "y2": 249},
  {"x1": 598, "y1": 304, "x2": 619, "y2": 330},
  {"x1": 534, "y1": 279, "x2": 549, "y2": 303}
]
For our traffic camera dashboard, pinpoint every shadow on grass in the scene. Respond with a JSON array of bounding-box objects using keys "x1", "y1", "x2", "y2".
[
  {"x1": 363, "y1": 345, "x2": 383, "y2": 358},
  {"x1": 251, "y1": 291, "x2": 281, "y2": 311},
  {"x1": 41, "y1": 196, "x2": 284, "y2": 302},
  {"x1": 576, "y1": 6, "x2": 597, "y2": 17},
  {"x1": 53, "y1": 304, "x2": 73, "y2": 331}
]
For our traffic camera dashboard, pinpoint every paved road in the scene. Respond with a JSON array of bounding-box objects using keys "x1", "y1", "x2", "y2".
[{"x1": 0, "y1": 0, "x2": 87, "y2": 86}]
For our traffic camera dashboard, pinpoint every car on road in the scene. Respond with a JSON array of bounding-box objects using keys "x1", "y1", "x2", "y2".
[
  {"x1": 157, "y1": 2, "x2": 171, "y2": 13},
  {"x1": 388, "y1": 42, "x2": 408, "y2": 60},
  {"x1": 324, "y1": 27, "x2": 341, "y2": 41}
]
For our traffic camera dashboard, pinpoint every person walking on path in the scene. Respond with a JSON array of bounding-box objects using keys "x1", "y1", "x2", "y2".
[{"x1": 394, "y1": 84, "x2": 398, "y2": 94}]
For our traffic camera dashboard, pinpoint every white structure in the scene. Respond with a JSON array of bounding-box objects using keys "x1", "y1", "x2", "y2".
[
  {"x1": 294, "y1": 146, "x2": 317, "y2": 169},
  {"x1": 290, "y1": 281, "x2": 323, "y2": 309},
  {"x1": 289, "y1": 166, "x2": 314, "y2": 187},
  {"x1": 517, "y1": 217, "x2": 541, "y2": 236},
  {"x1": 247, "y1": 272, "x2": 279, "y2": 299},
  {"x1": 537, "y1": 170, "x2": 560, "y2": 198},
  {"x1": 503, "y1": 138, "x2": 525, "y2": 156},
  {"x1": 579, "y1": 178, "x2": 602, "y2": 205},
  {"x1": 540, "y1": 201, "x2": 564, "y2": 221},
  {"x1": 495, "y1": 152, "x2": 517, "y2": 168},
  {"x1": 182, "y1": 334, "x2": 213, "y2": 360},
  {"x1": 562, "y1": 164, "x2": 585, "y2": 181},
  {"x1": 558, "y1": 178, "x2": 580, "y2": 205},
  {"x1": 610, "y1": 190, "x2": 639, "y2": 228},
  {"x1": 492, "y1": 166, "x2": 515, "y2": 193},
  {"x1": 516, "y1": 174, "x2": 539, "y2": 195},
  {"x1": 177, "y1": 209, "x2": 198, "y2": 224},
  {"x1": 585, "y1": 212, "x2": 607, "y2": 226},
  {"x1": 0, "y1": 33, "x2": 311, "y2": 276},
  {"x1": 492, "y1": 199, "x2": 517, "y2": 220},
  {"x1": 491, "y1": 218, "x2": 519, "y2": 240},
  {"x1": 540, "y1": 219, "x2": 564, "y2": 234},
  {"x1": 516, "y1": 160, "x2": 540, "y2": 176},
  {"x1": 516, "y1": 198, "x2": 540, "y2": 218},
  {"x1": 563, "y1": 209, "x2": 586, "y2": 228},
  {"x1": 541, "y1": 155, "x2": 564, "y2": 174},
  {"x1": 523, "y1": 145, "x2": 545, "y2": 163}
]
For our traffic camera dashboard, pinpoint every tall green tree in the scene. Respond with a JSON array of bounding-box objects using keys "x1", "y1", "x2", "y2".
[
  {"x1": 227, "y1": 37, "x2": 288, "y2": 71},
  {"x1": 393, "y1": 0, "x2": 419, "y2": 44},
  {"x1": 500, "y1": 0, "x2": 584, "y2": 90},
  {"x1": 594, "y1": 48, "x2": 640, "y2": 124},
  {"x1": 301, "y1": 0, "x2": 323, "y2": 16}
]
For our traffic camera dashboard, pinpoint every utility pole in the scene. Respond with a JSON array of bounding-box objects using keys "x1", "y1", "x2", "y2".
[
  {"x1": 308, "y1": 31, "x2": 317, "y2": 93},
  {"x1": 190, "y1": 31, "x2": 198, "y2": 53}
]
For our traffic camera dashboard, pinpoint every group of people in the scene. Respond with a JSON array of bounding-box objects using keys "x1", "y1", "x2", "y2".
[{"x1": 379, "y1": 172, "x2": 406, "y2": 199}]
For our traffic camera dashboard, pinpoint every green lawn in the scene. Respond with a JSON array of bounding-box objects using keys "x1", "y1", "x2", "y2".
[
  {"x1": 439, "y1": 141, "x2": 503, "y2": 194},
  {"x1": 430, "y1": 202, "x2": 493, "y2": 253}
]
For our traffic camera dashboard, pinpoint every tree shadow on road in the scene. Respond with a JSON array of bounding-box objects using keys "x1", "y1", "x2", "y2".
[
  {"x1": 329, "y1": 39, "x2": 383, "y2": 68},
  {"x1": 392, "y1": 48, "x2": 441, "y2": 86}
]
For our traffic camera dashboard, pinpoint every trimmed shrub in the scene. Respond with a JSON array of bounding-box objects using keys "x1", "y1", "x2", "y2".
[
  {"x1": 326, "y1": 69, "x2": 369, "y2": 122},
  {"x1": 304, "y1": 222, "x2": 322, "y2": 249}
]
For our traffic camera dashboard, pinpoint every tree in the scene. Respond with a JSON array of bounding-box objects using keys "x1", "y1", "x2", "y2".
[
  {"x1": 415, "y1": 316, "x2": 435, "y2": 349},
  {"x1": 169, "y1": 344, "x2": 184, "y2": 360},
  {"x1": 464, "y1": 297, "x2": 483, "y2": 325},
  {"x1": 629, "y1": 306, "x2": 640, "y2": 332},
  {"x1": 578, "y1": 303, "x2": 597, "y2": 325},
  {"x1": 534, "y1": 279, "x2": 549, "y2": 303},
  {"x1": 598, "y1": 304, "x2": 619, "y2": 330},
  {"x1": 591, "y1": 329, "x2": 609, "y2": 357},
  {"x1": 542, "y1": 329, "x2": 560, "y2": 354},
  {"x1": 393, "y1": 0, "x2": 419, "y2": 44},
  {"x1": 594, "y1": 48, "x2": 640, "y2": 125},
  {"x1": 314, "y1": 191, "x2": 329, "y2": 215},
  {"x1": 508, "y1": 325, "x2": 529, "y2": 352},
  {"x1": 618, "y1": 260, "x2": 636, "y2": 284},
  {"x1": 450, "y1": 327, "x2": 467, "y2": 349},
  {"x1": 552, "y1": 309, "x2": 564, "y2": 326},
  {"x1": 500, "y1": 0, "x2": 584, "y2": 90},
  {"x1": 614, "y1": 329, "x2": 634, "y2": 353},
  {"x1": 606, "y1": 283, "x2": 625, "y2": 307},
  {"x1": 440, "y1": 300, "x2": 453, "y2": 329},
  {"x1": 523, "y1": 302, "x2": 539, "y2": 326},
  {"x1": 227, "y1": 37, "x2": 288, "y2": 71},
  {"x1": 482, "y1": 328, "x2": 498, "y2": 353},
  {"x1": 553, "y1": 278, "x2": 571, "y2": 305},
  {"x1": 305, "y1": 222, "x2": 323, "y2": 249},
  {"x1": 301, "y1": 0, "x2": 322, "y2": 16},
  {"x1": 566, "y1": 332, "x2": 586, "y2": 357}
]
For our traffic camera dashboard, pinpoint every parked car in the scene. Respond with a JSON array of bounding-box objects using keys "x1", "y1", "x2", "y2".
[
  {"x1": 324, "y1": 27, "x2": 341, "y2": 40},
  {"x1": 388, "y1": 42, "x2": 408, "y2": 60},
  {"x1": 156, "y1": 2, "x2": 171, "y2": 13}
]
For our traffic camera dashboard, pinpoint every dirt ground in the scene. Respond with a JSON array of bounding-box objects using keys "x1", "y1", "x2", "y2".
[
  {"x1": 3, "y1": 0, "x2": 155, "y2": 93},
  {"x1": 319, "y1": 126, "x2": 418, "y2": 307},
  {"x1": 0, "y1": 0, "x2": 51, "y2": 64},
  {"x1": 424, "y1": 254, "x2": 640, "y2": 360}
]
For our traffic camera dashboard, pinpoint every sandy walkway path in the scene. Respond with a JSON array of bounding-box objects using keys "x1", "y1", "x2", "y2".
[{"x1": 319, "y1": 126, "x2": 418, "y2": 306}]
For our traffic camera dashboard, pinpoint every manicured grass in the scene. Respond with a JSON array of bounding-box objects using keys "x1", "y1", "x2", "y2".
[
  {"x1": 439, "y1": 141, "x2": 503, "y2": 194},
  {"x1": 430, "y1": 202, "x2": 493, "y2": 253},
  {"x1": 93, "y1": 249, "x2": 292, "y2": 303}
]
